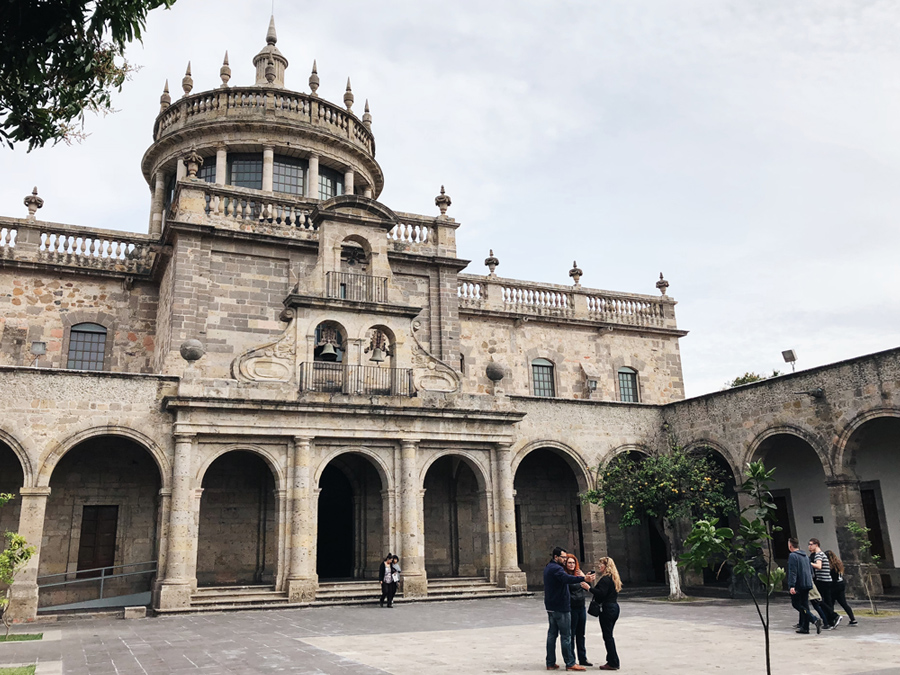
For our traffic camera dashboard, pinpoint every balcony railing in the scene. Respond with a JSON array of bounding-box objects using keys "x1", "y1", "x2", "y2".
[
  {"x1": 326, "y1": 271, "x2": 388, "y2": 303},
  {"x1": 299, "y1": 362, "x2": 414, "y2": 396}
]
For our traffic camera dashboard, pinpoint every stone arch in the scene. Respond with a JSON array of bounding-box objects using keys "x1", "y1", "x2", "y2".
[
  {"x1": 834, "y1": 407, "x2": 900, "y2": 473},
  {"x1": 314, "y1": 446, "x2": 393, "y2": 493},
  {"x1": 419, "y1": 449, "x2": 491, "y2": 492},
  {"x1": 683, "y1": 439, "x2": 742, "y2": 484},
  {"x1": 0, "y1": 428, "x2": 34, "y2": 488},
  {"x1": 196, "y1": 443, "x2": 285, "y2": 490},
  {"x1": 38, "y1": 426, "x2": 169, "y2": 489},
  {"x1": 745, "y1": 425, "x2": 833, "y2": 477},
  {"x1": 512, "y1": 440, "x2": 593, "y2": 492}
]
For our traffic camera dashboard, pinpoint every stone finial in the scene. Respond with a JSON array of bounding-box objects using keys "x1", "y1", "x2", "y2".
[
  {"x1": 266, "y1": 14, "x2": 278, "y2": 45},
  {"x1": 265, "y1": 57, "x2": 276, "y2": 84},
  {"x1": 569, "y1": 261, "x2": 583, "y2": 287},
  {"x1": 309, "y1": 60, "x2": 319, "y2": 97},
  {"x1": 24, "y1": 187, "x2": 43, "y2": 220},
  {"x1": 344, "y1": 78, "x2": 354, "y2": 111},
  {"x1": 656, "y1": 272, "x2": 669, "y2": 295},
  {"x1": 182, "y1": 149, "x2": 204, "y2": 179},
  {"x1": 484, "y1": 249, "x2": 499, "y2": 276},
  {"x1": 219, "y1": 51, "x2": 231, "y2": 88},
  {"x1": 362, "y1": 99, "x2": 372, "y2": 129},
  {"x1": 486, "y1": 358, "x2": 506, "y2": 382},
  {"x1": 435, "y1": 185, "x2": 451, "y2": 216},
  {"x1": 181, "y1": 61, "x2": 193, "y2": 97},
  {"x1": 180, "y1": 339, "x2": 206, "y2": 362},
  {"x1": 159, "y1": 80, "x2": 171, "y2": 112}
]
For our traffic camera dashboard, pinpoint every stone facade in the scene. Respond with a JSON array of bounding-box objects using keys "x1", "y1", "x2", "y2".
[{"x1": 0, "y1": 20, "x2": 896, "y2": 621}]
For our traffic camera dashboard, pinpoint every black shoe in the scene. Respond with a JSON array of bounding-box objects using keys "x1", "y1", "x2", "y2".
[
  {"x1": 814, "y1": 619, "x2": 822, "y2": 634},
  {"x1": 796, "y1": 630, "x2": 810, "y2": 634},
  {"x1": 579, "y1": 662, "x2": 592, "y2": 667},
  {"x1": 793, "y1": 623, "x2": 800, "y2": 629},
  {"x1": 833, "y1": 615, "x2": 843, "y2": 628},
  {"x1": 849, "y1": 620, "x2": 858, "y2": 626}
]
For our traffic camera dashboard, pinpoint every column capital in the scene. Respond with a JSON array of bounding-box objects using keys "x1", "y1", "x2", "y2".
[
  {"x1": 173, "y1": 433, "x2": 196, "y2": 444},
  {"x1": 19, "y1": 487, "x2": 51, "y2": 498},
  {"x1": 292, "y1": 435, "x2": 314, "y2": 444},
  {"x1": 216, "y1": 143, "x2": 227, "y2": 151},
  {"x1": 158, "y1": 488, "x2": 173, "y2": 497},
  {"x1": 825, "y1": 476, "x2": 860, "y2": 488},
  {"x1": 400, "y1": 439, "x2": 420, "y2": 449}
]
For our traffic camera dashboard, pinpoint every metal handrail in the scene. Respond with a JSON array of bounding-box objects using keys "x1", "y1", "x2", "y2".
[{"x1": 38, "y1": 561, "x2": 157, "y2": 601}]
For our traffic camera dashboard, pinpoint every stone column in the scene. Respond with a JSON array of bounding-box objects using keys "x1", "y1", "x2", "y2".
[
  {"x1": 827, "y1": 477, "x2": 882, "y2": 596},
  {"x1": 157, "y1": 433, "x2": 196, "y2": 609},
  {"x1": 215, "y1": 145, "x2": 227, "y2": 185},
  {"x1": 399, "y1": 440, "x2": 427, "y2": 597},
  {"x1": 307, "y1": 154, "x2": 319, "y2": 199},
  {"x1": 262, "y1": 146, "x2": 274, "y2": 192},
  {"x1": 149, "y1": 169, "x2": 167, "y2": 238},
  {"x1": 363, "y1": 186, "x2": 373, "y2": 199},
  {"x1": 6, "y1": 487, "x2": 51, "y2": 622},
  {"x1": 176, "y1": 158, "x2": 187, "y2": 182},
  {"x1": 495, "y1": 444, "x2": 527, "y2": 591},
  {"x1": 286, "y1": 436, "x2": 316, "y2": 602},
  {"x1": 343, "y1": 169, "x2": 354, "y2": 196}
]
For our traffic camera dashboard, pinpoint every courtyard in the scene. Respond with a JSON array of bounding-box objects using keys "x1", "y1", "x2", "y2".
[{"x1": 1, "y1": 593, "x2": 898, "y2": 675}]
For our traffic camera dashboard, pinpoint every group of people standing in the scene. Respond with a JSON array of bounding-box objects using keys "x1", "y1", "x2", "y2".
[
  {"x1": 378, "y1": 554, "x2": 402, "y2": 608},
  {"x1": 544, "y1": 547, "x2": 622, "y2": 671},
  {"x1": 787, "y1": 537, "x2": 857, "y2": 634}
]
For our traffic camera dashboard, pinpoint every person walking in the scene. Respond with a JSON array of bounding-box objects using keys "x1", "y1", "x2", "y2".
[
  {"x1": 788, "y1": 538, "x2": 821, "y2": 634},
  {"x1": 808, "y1": 538, "x2": 840, "y2": 628},
  {"x1": 544, "y1": 547, "x2": 593, "y2": 671},
  {"x1": 826, "y1": 550, "x2": 857, "y2": 626},
  {"x1": 590, "y1": 556, "x2": 622, "y2": 671},
  {"x1": 379, "y1": 554, "x2": 397, "y2": 608},
  {"x1": 564, "y1": 555, "x2": 592, "y2": 667}
]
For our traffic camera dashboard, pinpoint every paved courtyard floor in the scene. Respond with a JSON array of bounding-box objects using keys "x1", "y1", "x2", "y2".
[{"x1": 1, "y1": 594, "x2": 898, "y2": 675}]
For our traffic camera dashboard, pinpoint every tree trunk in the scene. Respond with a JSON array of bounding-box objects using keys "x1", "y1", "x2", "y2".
[{"x1": 659, "y1": 518, "x2": 686, "y2": 600}]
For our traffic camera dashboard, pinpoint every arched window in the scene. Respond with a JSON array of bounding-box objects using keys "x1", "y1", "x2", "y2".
[
  {"x1": 67, "y1": 323, "x2": 108, "y2": 371},
  {"x1": 618, "y1": 367, "x2": 639, "y2": 402},
  {"x1": 531, "y1": 358, "x2": 555, "y2": 397},
  {"x1": 314, "y1": 323, "x2": 345, "y2": 363}
]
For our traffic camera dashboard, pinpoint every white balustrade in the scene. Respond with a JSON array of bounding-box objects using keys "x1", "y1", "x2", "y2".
[
  {"x1": 0, "y1": 227, "x2": 16, "y2": 248},
  {"x1": 387, "y1": 222, "x2": 430, "y2": 244},
  {"x1": 37, "y1": 230, "x2": 149, "y2": 270},
  {"x1": 501, "y1": 285, "x2": 572, "y2": 311},
  {"x1": 457, "y1": 280, "x2": 484, "y2": 305}
]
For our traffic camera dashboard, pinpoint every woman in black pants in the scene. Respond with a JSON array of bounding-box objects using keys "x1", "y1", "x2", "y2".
[
  {"x1": 590, "y1": 556, "x2": 622, "y2": 671},
  {"x1": 379, "y1": 554, "x2": 397, "y2": 607},
  {"x1": 826, "y1": 550, "x2": 857, "y2": 626}
]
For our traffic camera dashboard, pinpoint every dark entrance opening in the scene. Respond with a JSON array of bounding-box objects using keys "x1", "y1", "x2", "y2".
[
  {"x1": 317, "y1": 465, "x2": 354, "y2": 578},
  {"x1": 76, "y1": 505, "x2": 118, "y2": 577},
  {"x1": 0, "y1": 442, "x2": 24, "y2": 536}
]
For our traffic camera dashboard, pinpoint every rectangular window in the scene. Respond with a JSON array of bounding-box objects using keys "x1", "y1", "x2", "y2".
[
  {"x1": 197, "y1": 159, "x2": 216, "y2": 183},
  {"x1": 67, "y1": 324, "x2": 107, "y2": 371},
  {"x1": 273, "y1": 157, "x2": 305, "y2": 195},
  {"x1": 618, "y1": 371, "x2": 638, "y2": 402},
  {"x1": 318, "y1": 173, "x2": 344, "y2": 200},
  {"x1": 228, "y1": 155, "x2": 263, "y2": 190},
  {"x1": 77, "y1": 505, "x2": 118, "y2": 577},
  {"x1": 532, "y1": 363, "x2": 555, "y2": 397}
]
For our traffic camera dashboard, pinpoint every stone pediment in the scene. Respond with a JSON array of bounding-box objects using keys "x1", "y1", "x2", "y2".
[{"x1": 310, "y1": 195, "x2": 398, "y2": 230}]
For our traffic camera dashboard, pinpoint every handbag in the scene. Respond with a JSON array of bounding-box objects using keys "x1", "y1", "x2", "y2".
[
  {"x1": 587, "y1": 598, "x2": 601, "y2": 617},
  {"x1": 391, "y1": 572, "x2": 400, "y2": 583}
]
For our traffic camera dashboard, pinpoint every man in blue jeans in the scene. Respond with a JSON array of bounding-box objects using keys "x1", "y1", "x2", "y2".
[{"x1": 544, "y1": 547, "x2": 594, "y2": 671}]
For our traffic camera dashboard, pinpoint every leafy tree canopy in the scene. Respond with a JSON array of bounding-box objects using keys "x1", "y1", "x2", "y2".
[
  {"x1": 0, "y1": 0, "x2": 175, "y2": 150},
  {"x1": 725, "y1": 370, "x2": 783, "y2": 389}
]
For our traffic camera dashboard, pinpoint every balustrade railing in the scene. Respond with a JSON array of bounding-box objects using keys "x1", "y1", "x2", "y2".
[
  {"x1": 387, "y1": 221, "x2": 430, "y2": 244},
  {"x1": 37, "y1": 228, "x2": 152, "y2": 273},
  {"x1": 154, "y1": 87, "x2": 375, "y2": 156},
  {"x1": 457, "y1": 279, "x2": 485, "y2": 306},
  {"x1": 325, "y1": 271, "x2": 388, "y2": 303},
  {"x1": 501, "y1": 284, "x2": 573, "y2": 312},
  {"x1": 200, "y1": 185, "x2": 317, "y2": 231},
  {"x1": 299, "y1": 362, "x2": 414, "y2": 396},
  {"x1": 586, "y1": 294, "x2": 663, "y2": 324},
  {"x1": 0, "y1": 226, "x2": 16, "y2": 249}
]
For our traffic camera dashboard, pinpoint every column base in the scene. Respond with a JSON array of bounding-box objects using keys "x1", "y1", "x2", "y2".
[
  {"x1": 499, "y1": 569, "x2": 528, "y2": 593},
  {"x1": 286, "y1": 577, "x2": 318, "y2": 603},
  {"x1": 6, "y1": 583, "x2": 38, "y2": 623},
  {"x1": 400, "y1": 573, "x2": 428, "y2": 598},
  {"x1": 155, "y1": 580, "x2": 194, "y2": 610}
]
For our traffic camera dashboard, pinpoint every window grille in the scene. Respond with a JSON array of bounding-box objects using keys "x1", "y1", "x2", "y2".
[
  {"x1": 67, "y1": 323, "x2": 107, "y2": 371},
  {"x1": 618, "y1": 368, "x2": 639, "y2": 402},
  {"x1": 228, "y1": 155, "x2": 263, "y2": 190},
  {"x1": 532, "y1": 358, "x2": 555, "y2": 397}
]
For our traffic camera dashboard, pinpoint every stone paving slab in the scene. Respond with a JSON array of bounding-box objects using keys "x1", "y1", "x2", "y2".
[{"x1": 1, "y1": 595, "x2": 898, "y2": 674}]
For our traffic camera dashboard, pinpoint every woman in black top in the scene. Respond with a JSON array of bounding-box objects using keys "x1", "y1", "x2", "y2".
[
  {"x1": 826, "y1": 550, "x2": 857, "y2": 625},
  {"x1": 565, "y1": 555, "x2": 592, "y2": 667},
  {"x1": 379, "y1": 554, "x2": 397, "y2": 608},
  {"x1": 590, "y1": 556, "x2": 622, "y2": 671}
]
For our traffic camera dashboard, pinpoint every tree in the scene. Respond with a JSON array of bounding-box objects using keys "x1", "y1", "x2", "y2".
[
  {"x1": 0, "y1": 493, "x2": 36, "y2": 637},
  {"x1": 846, "y1": 520, "x2": 880, "y2": 615},
  {"x1": 725, "y1": 370, "x2": 783, "y2": 389},
  {"x1": 0, "y1": 0, "x2": 176, "y2": 150},
  {"x1": 679, "y1": 462, "x2": 786, "y2": 675},
  {"x1": 582, "y1": 443, "x2": 735, "y2": 600}
]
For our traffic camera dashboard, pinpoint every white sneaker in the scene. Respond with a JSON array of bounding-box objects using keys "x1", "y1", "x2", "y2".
[{"x1": 833, "y1": 615, "x2": 843, "y2": 628}]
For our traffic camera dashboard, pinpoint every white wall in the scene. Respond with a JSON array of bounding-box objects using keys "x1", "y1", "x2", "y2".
[{"x1": 854, "y1": 432, "x2": 900, "y2": 565}]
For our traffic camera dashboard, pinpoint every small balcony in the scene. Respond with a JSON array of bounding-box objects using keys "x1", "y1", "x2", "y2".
[
  {"x1": 299, "y1": 362, "x2": 414, "y2": 397},
  {"x1": 326, "y1": 271, "x2": 388, "y2": 303}
]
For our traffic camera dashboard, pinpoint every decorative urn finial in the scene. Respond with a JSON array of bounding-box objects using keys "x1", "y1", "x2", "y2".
[
  {"x1": 484, "y1": 250, "x2": 499, "y2": 277},
  {"x1": 265, "y1": 57, "x2": 276, "y2": 84},
  {"x1": 569, "y1": 261, "x2": 583, "y2": 287},
  {"x1": 309, "y1": 60, "x2": 319, "y2": 97},
  {"x1": 24, "y1": 187, "x2": 44, "y2": 220},
  {"x1": 182, "y1": 149, "x2": 204, "y2": 179},
  {"x1": 435, "y1": 185, "x2": 451, "y2": 216},
  {"x1": 181, "y1": 61, "x2": 193, "y2": 97},
  {"x1": 363, "y1": 99, "x2": 372, "y2": 129},
  {"x1": 159, "y1": 80, "x2": 171, "y2": 112},
  {"x1": 344, "y1": 78, "x2": 354, "y2": 111},
  {"x1": 266, "y1": 14, "x2": 278, "y2": 45},
  {"x1": 656, "y1": 272, "x2": 669, "y2": 295},
  {"x1": 219, "y1": 51, "x2": 231, "y2": 88}
]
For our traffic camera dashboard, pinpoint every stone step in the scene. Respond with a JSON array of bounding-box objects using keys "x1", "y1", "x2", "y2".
[
  {"x1": 194, "y1": 584, "x2": 275, "y2": 594},
  {"x1": 191, "y1": 593, "x2": 288, "y2": 605}
]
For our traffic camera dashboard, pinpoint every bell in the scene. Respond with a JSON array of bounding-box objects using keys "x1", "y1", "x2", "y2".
[
  {"x1": 369, "y1": 347, "x2": 385, "y2": 363},
  {"x1": 319, "y1": 343, "x2": 337, "y2": 361}
]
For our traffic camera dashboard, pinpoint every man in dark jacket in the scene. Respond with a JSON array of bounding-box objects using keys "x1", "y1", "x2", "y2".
[
  {"x1": 787, "y1": 537, "x2": 821, "y2": 634},
  {"x1": 544, "y1": 547, "x2": 594, "y2": 670}
]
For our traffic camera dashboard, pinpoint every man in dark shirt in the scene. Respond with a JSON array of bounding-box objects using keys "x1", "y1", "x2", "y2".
[
  {"x1": 788, "y1": 538, "x2": 821, "y2": 634},
  {"x1": 544, "y1": 547, "x2": 594, "y2": 671}
]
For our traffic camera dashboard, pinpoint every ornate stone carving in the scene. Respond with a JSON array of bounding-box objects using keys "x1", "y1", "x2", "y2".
[
  {"x1": 232, "y1": 309, "x2": 297, "y2": 382},
  {"x1": 23, "y1": 187, "x2": 43, "y2": 220},
  {"x1": 435, "y1": 186, "x2": 451, "y2": 216},
  {"x1": 656, "y1": 272, "x2": 669, "y2": 296},
  {"x1": 410, "y1": 320, "x2": 461, "y2": 393},
  {"x1": 309, "y1": 60, "x2": 319, "y2": 97},
  {"x1": 159, "y1": 80, "x2": 171, "y2": 112},
  {"x1": 569, "y1": 261, "x2": 583, "y2": 287},
  {"x1": 179, "y1": 339, "x2": 205, "y2": 362},
  {"x1": 220, "y1": 52, "x2": 231, "y2": 88},
  {"x1": 363, "y1": 100, "x2": 372, "y2": 129},
  {"x1": 484, "y1": 249, "x2": 499, "y2": 277},
  {"x1": 182, "y1": 62, "x2": 193, "y2": 97},
  {"x1": 344, "y1": 78, "x2": 354, "y2": 111},
  {"x1": 182, "y1": 149, "x2": 204, "y2": 179}
]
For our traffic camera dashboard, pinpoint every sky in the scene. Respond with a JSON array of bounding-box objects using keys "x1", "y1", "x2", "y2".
[{"x1": 2, "y1": 0, "x2": 899, "y2": 397}]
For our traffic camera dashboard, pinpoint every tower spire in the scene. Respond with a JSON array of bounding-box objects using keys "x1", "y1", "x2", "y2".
[{"x1": 266, "y1": 15, "x2": 277, "y2": 45}]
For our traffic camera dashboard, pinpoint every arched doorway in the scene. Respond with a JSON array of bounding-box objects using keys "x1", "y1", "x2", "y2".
[
  {"x1": 42, "y1": 436, "x2": 162, "y2": 608},
  {"x1": 0, "y1": 440, "x2": 25, "y2": 538},
  {"x1": 695, "y1": 447, "x2": 739, "y2": 586},
  {"x1": 845, "y1": 417, "x2": 899, "y2": 582},
  {"x1": 423, "y1": 455, "x2": 489, "y2": 578},
  {"x1": 514, "y1": 448, "x2": 586, "y2": 586},
  {"x1": 197, "y1": 451, "x2": 276, "y2": 586},
  {"x1": 316, "y1": 453, "x2": 385, "y2": 580},
  {"x1": 754, "y1": 432, "x2": 832, "y2": 566}
]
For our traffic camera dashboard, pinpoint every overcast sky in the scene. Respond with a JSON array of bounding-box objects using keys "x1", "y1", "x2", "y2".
[{"x1": 2, "y1": 0, "x2": 899, "y2": 397}]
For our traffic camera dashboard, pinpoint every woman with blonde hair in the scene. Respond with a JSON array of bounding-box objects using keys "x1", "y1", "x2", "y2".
[{"x1": 589, "y1": 556, "x2": 622, "y2": 671}]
